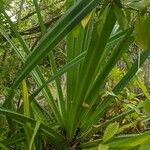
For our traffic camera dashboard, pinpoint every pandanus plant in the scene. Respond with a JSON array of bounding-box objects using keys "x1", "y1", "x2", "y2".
[{"x1": 0, "y1": 0, "x2": 150, "y2": 149}]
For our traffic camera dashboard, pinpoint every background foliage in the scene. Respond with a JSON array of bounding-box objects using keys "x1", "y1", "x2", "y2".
[{"x1": 0, "y1": 0, "x2": 150, "y2": 150}]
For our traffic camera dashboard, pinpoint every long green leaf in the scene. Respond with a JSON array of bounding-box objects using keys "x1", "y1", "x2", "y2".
[
  {"x1": 79, "y1": 27, "x2": 133, "y2": 132},
  {"x1": 12, "y1": 0, "x2": 101, "y2": 87},
  {"x1": 32, "y1": 0, "x2": 66, "y2": 126},
  {"x1": 0, "y1": 143, "x2": 9, "y2": 150},
  {"x1": 29, "y1": 119, "x2": 41, "y2": 150},
  {"x1": 66, "y1": 5, "x2": 116, "y2": 139},
  {"x1": 0, "y1": 108, "x2": 66, "y2": 145},
  {"x1": 0, "y1": 134, "x2": 25, "y2": 146},
  {"x1": 81, "y1": 50, "x2": 150, "y2": 136},
  {"x1": 22, "y1": 80, "x2": 32, "y2": 149},
  {"x1": 30, "y1": 29, "x2": 125, "y2": 99},
  {"x1": 0, "y1": 26, "x2": 63, "y2": 127},
  {"x1": 80, "y1": 131, "x2": 150, "y2": 149}
]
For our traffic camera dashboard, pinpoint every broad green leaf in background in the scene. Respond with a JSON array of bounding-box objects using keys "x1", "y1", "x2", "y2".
[
  {"x1": 80, "y1": 131, "x2": 150, "y2": 149},
  {"x1": 108, "y1": 131, "x2": 150, "y2": 149},
  {"x1": 103, "y1": 122, "x2": 119, "y2": 143},
  {"x1": 139, "y1": 138, "x2": 150, "y2": 150},
  {"x1": 143, "y1": 100, "x2": 150, "y2": 116},
  {"x1": 98, "y1": 144, "x2": 109, "y2": 150},
  {"x1": 134, "y1": 15, "x2": 150, "y2": 50}
]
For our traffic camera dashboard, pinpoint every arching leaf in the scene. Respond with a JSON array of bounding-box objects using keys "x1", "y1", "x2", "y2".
[{"x1": 134, "y1": 15, "x2": 150, "y2": 50}]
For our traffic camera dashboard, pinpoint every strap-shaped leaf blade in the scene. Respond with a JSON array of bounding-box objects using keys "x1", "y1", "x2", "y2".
[
  {"x1": 81, "y1": 50, "x2": 150, "y2": 136},
  {"x1": 13, "y1": 0, "x2": 101, "y2": 87},
  {"x1": 0, "y1": 108, "x2": 66, "y2": 145}
]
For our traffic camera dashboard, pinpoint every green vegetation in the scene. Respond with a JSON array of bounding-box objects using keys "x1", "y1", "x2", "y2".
[{"x1": 0, "y1": 0, "x2": 150, "y2": 149}]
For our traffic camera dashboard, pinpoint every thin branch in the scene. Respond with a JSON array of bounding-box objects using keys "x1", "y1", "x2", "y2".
[
  {"x1": 17, "y1": 0, "x2": 25, "y2": 24},
  {"x1": 20, "y1": 0, "x2": 64, "y2": 21},
  {"x1": 19, "y1": 15, "x2": 61, "y2": 35}
]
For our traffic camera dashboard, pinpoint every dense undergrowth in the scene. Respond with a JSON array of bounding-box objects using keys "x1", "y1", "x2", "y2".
[{"x1": 0, "y1": 0, "x2": 150, "y2": 149}]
